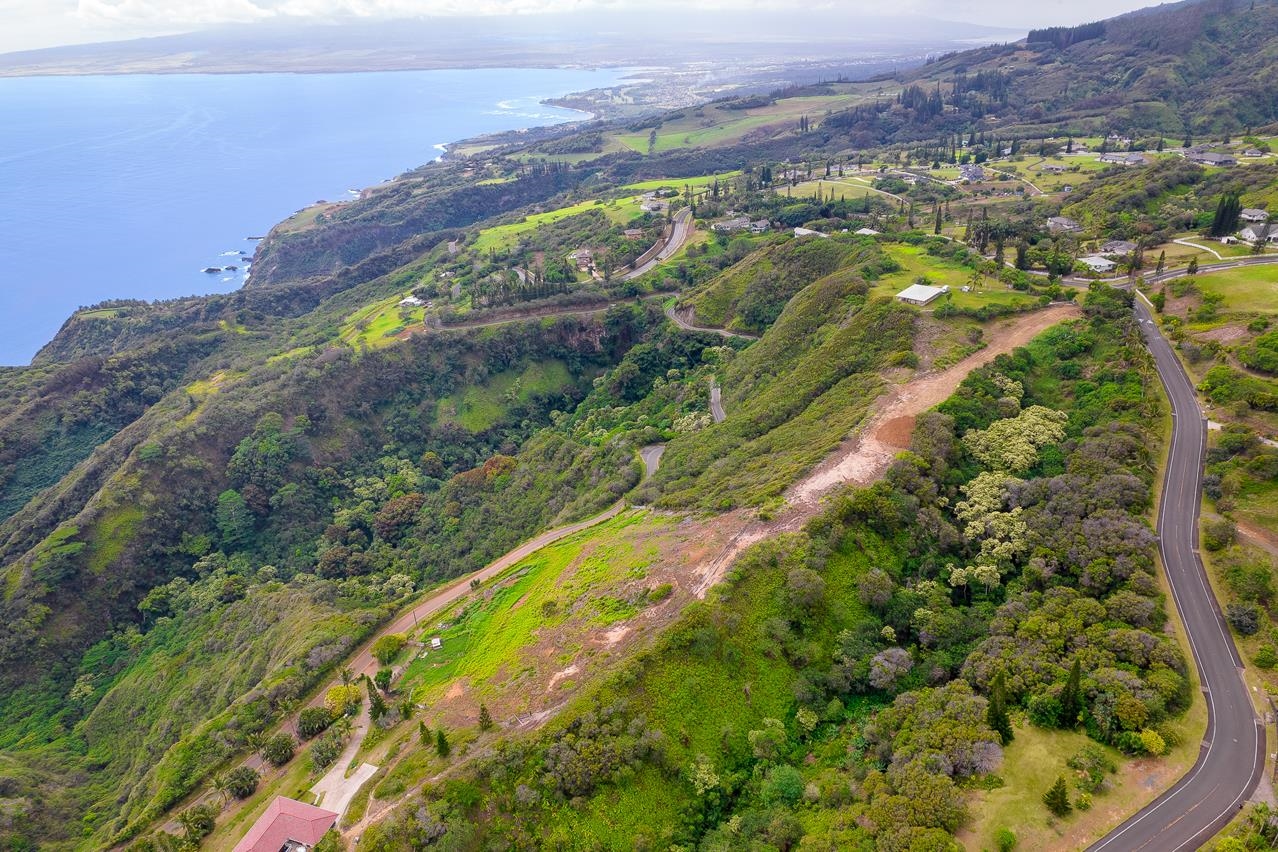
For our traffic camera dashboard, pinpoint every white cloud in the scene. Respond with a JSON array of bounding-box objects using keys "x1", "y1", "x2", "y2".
[{"x1": 0, "y1": 0, "x2": 1164, "y2": 53}]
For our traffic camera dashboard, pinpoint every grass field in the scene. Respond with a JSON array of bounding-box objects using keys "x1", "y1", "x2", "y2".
[
  {"x1": 434, "y1": 359, "x2": 573, "y2": 433},
  {"x1": 611, "y1": 91, "x2": 875, "y2": 155},
  {"x1": 339, "y1": 294, "x2": 424, "y2": 349},
  {"x1": 619, "y1": 171, "x2": 742, "y2": 194},
  {"x1": 76, "y1": 308, "x2": 120, "y2": 320},
  {"x1": 398, "y1": 510, "x2": 673, "y2": 711},
  {"x1": 471, "y1": 198, "x2": 641, "y2": 253},
  {"x1": 1195, "y1": 264, "x2": 1278, "y2": 313}
]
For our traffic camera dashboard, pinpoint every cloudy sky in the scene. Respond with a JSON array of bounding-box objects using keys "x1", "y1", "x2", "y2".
[{"x1": 2, "y1": 0, "x2": 1165, "y2": 54}]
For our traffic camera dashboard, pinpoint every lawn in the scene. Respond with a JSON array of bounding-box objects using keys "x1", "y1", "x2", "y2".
[
  {"x1": 1195, "y1": 264, "x2": 1278, "y2": 313},
  {"x1": 434, "y1": 359, "x2": 573, "y2": 433}
]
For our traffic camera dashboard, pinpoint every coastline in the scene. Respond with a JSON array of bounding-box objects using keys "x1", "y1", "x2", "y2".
[{"x1": 0, "y1": 67, "x2": 628, "y2": 366}]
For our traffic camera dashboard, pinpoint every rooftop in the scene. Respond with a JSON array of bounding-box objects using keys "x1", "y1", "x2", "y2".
[{"x1": 233, "y1": 797, "x2": 338, "y2": 852}]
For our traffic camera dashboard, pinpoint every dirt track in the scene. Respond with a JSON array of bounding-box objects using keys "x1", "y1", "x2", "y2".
[{"x1": 690, "y1": 303, "x2": 1082, "y2": 595}]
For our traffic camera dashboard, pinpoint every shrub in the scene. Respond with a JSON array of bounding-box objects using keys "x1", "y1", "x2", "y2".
[
  {"x1": 1139, "y1": 728, "x2": 1167, "y2": 756},
  {"x1": 995, "y1": 827, "x2": 1017, "y2": 852},
  {"x1": 1075, "y1": 790, "x2": 1093, "y2": 811},
  {"x1": 1027, "y1": 692, "x2": 1062, "y2": 728},
  {"x1": 1202, "y1": 517, "x2": 1235, "y2": 551},
  {"x1": 374, "y1": 668, "x2": 393, "y2": 692},
  {"x1": 309, "y1": 730, "x2": 345, "y2": 771},
  {"x1": 647, "y1": 583, "x2": 673, "y2": 603},
  {"x1": 298, "y1": 706, "x2": 335, "y2": 739},
  {"x1": 1255, "y1": 645, "x2": 1278, "y2": 669},
  {"x1": 1067, "y1": 743, "x2": 1116, "y2": 792},
  {"x1": 260, "y1": 733, "x2": 295, "y2": 768},
  {"x1": 1227, "y1": 602, "x2": 1262, "y2": 636},
  {"x1": 223, "y1": 766, "x2": 259, "y2": 799}
]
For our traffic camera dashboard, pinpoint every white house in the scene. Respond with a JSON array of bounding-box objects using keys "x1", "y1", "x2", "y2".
[
  {"x1": 794, "y1": 227, "x2": 829, "y2": 239},
  {"x1": 1080, "y1": 255, "x2": 1118, "y2": 274},
  {"x1": 896, "y1": 283, "x2": 949, "y2": 306},
  {"x1": 398, "y1": 295, "x2": 425, "y2": 308},
  {"x1": 1240, "y1": 225, "x2": 1278, "y2": 244},
  {"x1": 1241, "y1": 208, "x2": 1270, "y2": 223},
  {"x1": 855, "y1": 227, "x2": 881, "y2": 236},
  {"x1": 1047, "y1": 216, "x2": 1082, "y2": 234}
]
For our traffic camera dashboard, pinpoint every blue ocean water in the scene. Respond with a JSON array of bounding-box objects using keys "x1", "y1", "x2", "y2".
[{"x1": 0, "y1": 68, "x2": 623, "y2": 365}]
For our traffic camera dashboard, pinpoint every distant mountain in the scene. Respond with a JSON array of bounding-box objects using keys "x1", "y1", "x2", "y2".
[
  {"x1": 887, "y1": 0, "x2": 1278, "y2": 137},
  {"x1": 0, "y1": 12, "x2": 1020, "y2": 77}
]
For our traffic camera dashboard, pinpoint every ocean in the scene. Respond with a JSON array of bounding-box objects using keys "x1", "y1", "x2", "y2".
[{"x1": 0, "y1": 68, "x2": 624, "y2": 365}]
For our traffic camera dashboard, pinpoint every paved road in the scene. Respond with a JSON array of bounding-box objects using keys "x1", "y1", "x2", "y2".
[
  {"x1": 1087, "y1": 298, "x2": 1264, "y2": 852},
  {"x1": 708, "y1": 380, "x2": 725, "y2": 423},
  {"x1": 625, "y1": 208, "x2": 694, "y2": 280},
  {"x1": 663, "y1": 303, "x2": 759, "y2": 340}
]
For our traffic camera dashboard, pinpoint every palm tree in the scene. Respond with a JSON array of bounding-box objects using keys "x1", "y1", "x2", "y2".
[
  {"x1": 277, "y1": 698, "x2": 299, "y2": 737},
  {"x1": 340, "y1": 667, "x2": 354, "y2": 686},
  {"x1": 212, "y1": 773, "x2": 231, "y2": 806}
]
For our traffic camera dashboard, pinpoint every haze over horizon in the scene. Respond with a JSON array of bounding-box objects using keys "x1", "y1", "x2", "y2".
[{"x1": 3, "y1": 0, "x2": 1174, "y2": 54}]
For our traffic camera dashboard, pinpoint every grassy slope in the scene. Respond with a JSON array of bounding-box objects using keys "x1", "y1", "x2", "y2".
[{"x1": 653, "y1": 270, "x2": 916, "y2": 510}]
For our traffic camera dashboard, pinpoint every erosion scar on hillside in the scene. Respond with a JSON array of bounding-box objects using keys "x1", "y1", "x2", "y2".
[{"x1": 693, "y1": 303, "x2": 1083, "y2": 597}]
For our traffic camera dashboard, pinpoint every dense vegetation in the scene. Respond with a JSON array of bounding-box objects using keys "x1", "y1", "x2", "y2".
[{"x1": 356, "y1": 287, "x2": 1178, "y2": 850}]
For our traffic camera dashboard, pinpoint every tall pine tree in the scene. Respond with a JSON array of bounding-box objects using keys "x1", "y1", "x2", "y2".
[
  {"x1": 987, "y1": 670, "x2": 1014, "y2": 744},
  {"x1": 1060, "y1": 658, "x2": 1082, "y2": 728}
]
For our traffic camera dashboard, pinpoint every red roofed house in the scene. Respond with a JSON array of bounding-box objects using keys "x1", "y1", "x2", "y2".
[{"x1": 233, "y1": 797, "x2": 338, "y2": 852}]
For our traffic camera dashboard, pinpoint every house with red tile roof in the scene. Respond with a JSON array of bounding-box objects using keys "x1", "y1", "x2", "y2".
[{"x1": 233, "y1": 797, "x2": 338, "y2": 852}]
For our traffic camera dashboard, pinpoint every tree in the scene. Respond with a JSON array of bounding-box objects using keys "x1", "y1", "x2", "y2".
[
  {"x1": 436, "y1": 728, "x2": 451, "y2": 758},
  {"x1": 1043, "y1": 775, "x2": 1072, "y2": 816},
  {"x1": 1061, "y1": 658, "x2": 1082, "y2": 728},
  {"x1": 934, "y1": 204, "x2": 943, "y2": 235},
  {"x1": 223, "y1": 766, "x2": 259, "y2": 799},
  {"x1": 366, "y1": 676, "x2": 388, "y2": 721},
  {"x1": 178, "y1": 804, "x2": 217, "y2": 844},
  {"x1": 215, "y1": 489, "x2": 254, "y2": 550},
  {"x1": 371, "y1": 633, "x2": 406, "y2": 666},
  {"x1": 1210, "y1": 193, "x2": 1241, "y2": 238},
  {"x1": 298, "y1": 706, "x2": 335, "y2": 739},
  {"x1": 479, "y1": 704, "x2": 493, "y2": 732},
  {"x1": 987, "y1": 670, "x2": 1014, "y2": 744},
  {"x1": 260, "y1": 734, "x2": 295, "y2": 768},
  {"x1": 374, "y1": 668, "x2": 393, "y2": 692},
  {"x1": 1187, "y1": 257, "x2": 1199, "y2": 276},
  {"x1": 419, "y1": 720, "x2": 431, "y2": 744},
  {"x1": 1156, "y1": 250, "x2": 1166, "y2": 275}
]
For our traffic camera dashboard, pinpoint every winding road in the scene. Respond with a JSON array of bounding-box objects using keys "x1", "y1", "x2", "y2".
[
  {"x1": 625, "y1": 207, "x2": 694, "y2": 280},
  {"x1": 1087, "y1": 297, "x2": 1265, "y2": 851}
]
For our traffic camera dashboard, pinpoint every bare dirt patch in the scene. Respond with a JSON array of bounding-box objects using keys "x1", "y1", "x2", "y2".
[
  {"x1": 1239, "y1": 521, "x2": 1278, "y2": 558},
  {"x1": 1197, "y1": 324, "x2": 1251, "y2": 343},
  {"x1": 790, "y1": 304, "x2": 1081, "y2": 507}
]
